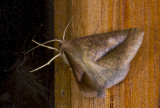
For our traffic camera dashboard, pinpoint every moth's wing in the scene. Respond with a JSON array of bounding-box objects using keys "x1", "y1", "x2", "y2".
[
  {"x1": 64, "y1": 49, "x2": 130, "y2": 98},
  {"x1": 75, "y1": 29, "x2": 128, "y2": 62},
  {"x1": 63, "y1": 52, "x2": 99, "y2": 97},
  {"x1": 62, "y1": 28, "x2": 144, "y2": 97},
  {"x1": 62, "y1": 41, "x2": 99, "y2": 97},
  {"x1": 82, "y1": 57, "x2": 130, "y2": 97},
  {"x1": 79, "y1": 28, "x2": 144, "y2": 88},
  {"x1": 62, "y1": 40, "x2": 123, "y2": 97},
  {"x1": 72, "y1": 28, "x2": 143, "y2": 97},
  {"x1": 82, "y1": 28, "x2": 144, "y2": 97},
  {"x1": 96, "y1": 28, "x2": 144, "y2": 70},
  {"x1": 75, "y1": 28, "x2": 144, "y2": 68}
]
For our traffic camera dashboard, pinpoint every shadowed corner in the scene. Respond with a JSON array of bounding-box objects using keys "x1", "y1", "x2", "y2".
[
  {"x1": 0, "y1": 0, "x2": 55, "y2": 107},
  {"x1": 0, "y1": 54, "x2": 54, "y2": 108}
]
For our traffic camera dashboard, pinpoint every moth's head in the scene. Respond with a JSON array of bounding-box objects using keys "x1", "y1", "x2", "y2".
[
  {"x1": 28, "y1": 18, "x2": 73, "y2": 72},
  {"x1": 59, "y1": 40, "x2": 67, "y2": 48},
  {"x1": 59, "y1": 40, "x2": 73, "y2": 54}
]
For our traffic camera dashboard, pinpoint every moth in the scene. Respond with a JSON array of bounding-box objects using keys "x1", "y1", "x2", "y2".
[{"x1": 27, "y1": 20, "x2": 144, "y2": 98}]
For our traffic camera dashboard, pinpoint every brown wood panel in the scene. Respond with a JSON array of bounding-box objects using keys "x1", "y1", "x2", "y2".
[
  {"x1": 54, "y1": 0, "x2": 160, "y2": 107},
  {"x1": 54, "y1": 0, "x2": 72, "y2": 108}
]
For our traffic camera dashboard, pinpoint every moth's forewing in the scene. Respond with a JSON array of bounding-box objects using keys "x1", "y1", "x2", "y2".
[
  {"x1": 61, "y1": 40, "x2": 98, "y2": 97},
  {"x1": 62, "y1": 28, "x2": 144, "y2": 98},
  {"x1": 75, "y1": 29, "x2": 128, "y2": 62}
]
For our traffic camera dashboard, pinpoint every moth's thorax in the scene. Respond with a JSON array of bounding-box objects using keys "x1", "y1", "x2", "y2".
[
  {"x1": 61, "y1": 40, "x2": 71, "y2": 48},
  {"x1": 60, "y1": 39, "x2": 84, "y2": 65},
  {"x1": 60, "y1": 40, "x2": 82, "y2": 54}
]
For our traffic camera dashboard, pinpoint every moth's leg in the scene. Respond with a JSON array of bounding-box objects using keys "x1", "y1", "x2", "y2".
[
  {"x1": 97, "y1": 28, "x2": 144, "y2": 69},
  {"x1": 30, "y1": 53, "x2": 61, "y2": 72}
]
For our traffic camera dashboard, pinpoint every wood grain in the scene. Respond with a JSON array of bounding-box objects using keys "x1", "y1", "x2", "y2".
[{"x1": 54, "y1": 0, "x2": 160, "y2": 107}]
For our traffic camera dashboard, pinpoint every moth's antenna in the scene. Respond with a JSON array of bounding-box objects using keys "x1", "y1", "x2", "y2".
[
  {"x1": 30, "y1": 53, "x2": 61, "y2": 72},
  {"x1": 62, "y1": 16, "x2": 73, "y2": 40},
  {"x1": 25, "y1": 39, "x2": 61, "y2": 55}
]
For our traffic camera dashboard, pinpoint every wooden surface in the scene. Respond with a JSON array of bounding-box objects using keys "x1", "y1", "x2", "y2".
[{"x1": 54, "y1": 0, "x2": 160, "y2": 108}]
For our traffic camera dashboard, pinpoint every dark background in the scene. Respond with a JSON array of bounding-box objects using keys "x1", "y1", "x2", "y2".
[{"x1": 0, "y1": 0, "x2": 55, "y2": 107}]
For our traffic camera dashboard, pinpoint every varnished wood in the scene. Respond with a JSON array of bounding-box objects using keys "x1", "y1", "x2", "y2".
[
  {"x1": 54, "y1": 0, "x2": 72, "y2": 108},
  {"x1": 54, "y1": 0, "x2": 160, "y2": 107}
]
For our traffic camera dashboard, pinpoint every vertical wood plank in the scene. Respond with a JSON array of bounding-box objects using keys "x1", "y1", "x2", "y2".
[{"x1": 54, "y1": 0, "x2": 72, "y2": 108}]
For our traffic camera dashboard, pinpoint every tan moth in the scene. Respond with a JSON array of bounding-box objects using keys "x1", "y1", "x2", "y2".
[{"x1": 27, "y1": 20, "x2": 144, "y2": 98}]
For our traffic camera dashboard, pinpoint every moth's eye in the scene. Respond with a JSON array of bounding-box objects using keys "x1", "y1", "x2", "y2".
[{"x1": 59, "y1": 43, "x2": 62, "y2": 47}]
